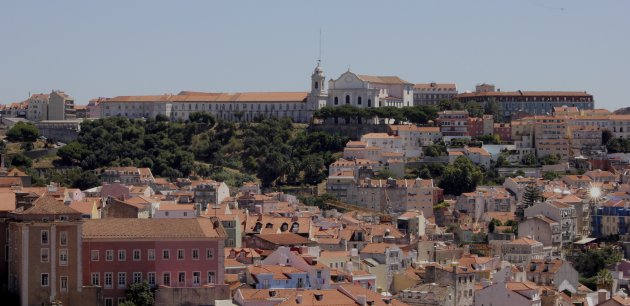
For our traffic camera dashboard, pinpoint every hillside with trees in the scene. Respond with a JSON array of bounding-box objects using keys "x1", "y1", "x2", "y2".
[{"x1": 56, "y1": 115, "x2": 348, "y2": 187}]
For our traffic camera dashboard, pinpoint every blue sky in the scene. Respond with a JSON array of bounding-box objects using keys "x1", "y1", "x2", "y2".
[{"x1": 1, "y1": 0, "x2": 628, "y2": 110}]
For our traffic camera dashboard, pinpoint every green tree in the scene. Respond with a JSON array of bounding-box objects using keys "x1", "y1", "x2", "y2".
[
  {"x1": 123, "y1": 281, "x2": 154, "y2": 306},
  {"x1": 438, "y1": 156, "x2": 483, "y2": 195},
  {"x1": 484, "y1": 100, "x2": 503, "y2": 121},
  {"x1": 475, "y1": 134, "x2": 501, "y2": 145},
  {"x1": 374, "y1": 169, "x2": 398, "y2": 179},
  {"x1": 522, "y1": 153, "x2": 538, "y2": 167},
  {"x1": 596, "y1": 269, "x2": 613, "y2": 292},
  {"x1": 574, "y1": 247, "x2": 622, "y2": 290},
  {"x1": 10, "y1": 154, "x2": 32, "y2": 168},
  {"x1": 71, "y1": 171, "x2": 101, "y2": 190},
  {"x1": 518, "y1": 182, "x2": 541, "y2": 220},
  {"x1": 6, "y1": 122, "x2": 40, "y2": 142},
  {"x1": 418, "y1": 167, "x2": 432, "y2": 179},
  {"x1": 602, "y1": 129, "x2": 613, "y2": 146},
  {"x1": 302, "y1": 155, "x2": 326, "y2": 185},
  {"x1": 541, "y1": 154, "x2": 560, "y2": 165},
  {"x1": 488, "y1": 218, "x2": 502, "y2": 233},
  {"x1": 543, "y1": 171, "x2": 560, "y2": 181},
  {"x1": 20, "y1": 141, "x2": 34, "y2": 151},
  {"x1": 57, "y1": 141, "x2": 87, "y2": 165},
  {"x1": 496, "y1": 153, "x2": 510, "y2": 167}
]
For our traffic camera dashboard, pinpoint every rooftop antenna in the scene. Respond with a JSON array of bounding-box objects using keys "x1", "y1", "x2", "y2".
[{"x1": 318, "y1": 28, "x2": 322, "y2": 65}]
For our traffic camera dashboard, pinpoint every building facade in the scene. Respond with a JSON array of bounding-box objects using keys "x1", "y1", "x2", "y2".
[{"x1": 81, "y1": 218, "x2": 227, "y2": 305}]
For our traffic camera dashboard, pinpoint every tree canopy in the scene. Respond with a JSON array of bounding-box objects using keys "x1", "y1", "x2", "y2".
[
  {"x1": 57, "y1": 115, "x2": 347, "y2": 187},
  {"x1": 438, "y1": 156, "x2": 484, "y2": 195},
  {"x1": 6, "y1": 122, "x2": 40, "y2": 142},
  {"x1": 313, "y1": 105, "x2": 439, "y2": 125}
]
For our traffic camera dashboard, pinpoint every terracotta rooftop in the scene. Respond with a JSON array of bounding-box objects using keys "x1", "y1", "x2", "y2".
[
  {"x1": 357, "y1": 75, "x2": 412, "y2": 85},
  {"x1": 254, "y1": 233, "x2": 312, "y2": 245},
  {"x1": 507, "y1": 237, "x2": 541, "y2": 246},
  {"x1": 360, "y1": 243, "x2": 398, "y2": 254},
  {"x1": 456, "y1": 91, "x2": 592, "y2": 98},
  {"x1": 14, "y1": 195, "x2": 81, "y2": 216},
  {"x1": 82, "y1": 218, "x2": 225, "y2": 239},
  {"x1": 414, "y1": 83, "x2": 456, "y2": 90}
]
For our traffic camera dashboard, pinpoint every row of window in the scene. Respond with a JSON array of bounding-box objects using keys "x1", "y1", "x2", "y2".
[
  {"x1": 41, "y1": 274, "x2": 69, "y2": 291},
  {"x1": 91, "y1": 271, "x2": 216, "y2": 288},
  {"x1": 91, "y1": 248, "x2": 214, "y2": 262},
  {"x1": 174, "y1": 103, "x2": 305, "y2": 111},
  {"x1": 333, "y1": 95, "x2": 372, "y2": 107},
  {"x1": 40, "y1": 248, "x2": 68, "y2": 265},
  {"x1": 40, "y1": 230, "x2": 69, "y2": 246}
]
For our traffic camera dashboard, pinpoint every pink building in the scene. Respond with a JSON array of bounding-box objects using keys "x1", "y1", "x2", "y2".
[{"x1": 82, "y1": 218, "x2": 228, "y2": 305}]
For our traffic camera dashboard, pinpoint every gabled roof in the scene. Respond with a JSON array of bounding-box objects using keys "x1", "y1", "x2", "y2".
[
  {"x1": 357, "y1": 75, "x2": 412, "y2": 85},
  {"x1": 15, "y1": 195, "x2": 81, "y2": 215}
]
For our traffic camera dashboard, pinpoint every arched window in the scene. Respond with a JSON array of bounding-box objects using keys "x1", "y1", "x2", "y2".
[
  {"x1": 345, "y1": 95, "x2": 350, "y2": 104},
  {"x1": 314, "y1": 82, "x2": 318, "y2": 89},
  {"x1": 358, "y1": 96, "x2": 362, "y2": 105},
  {"x1": 334, "y1": 97, "x2": 339, "y2": 105}
]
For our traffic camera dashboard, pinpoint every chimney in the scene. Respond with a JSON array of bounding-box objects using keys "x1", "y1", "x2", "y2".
[
  {"x1": 314, "y1": 293, "x2": 323, "y2": 301},
  {"x1": 356, "y1": 295, "x2": 367, "y2": 306},
  {"x1": 481, "y1": 278, "x2": 492, "y2": 288},
  {"x1": 598, "y1": 289, "x2": 609, "y2": 304}
]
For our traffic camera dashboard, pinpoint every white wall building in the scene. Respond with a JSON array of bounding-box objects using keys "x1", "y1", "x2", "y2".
[{"x1": 327, "y1": 71, "x2": 414, "y2": 109}]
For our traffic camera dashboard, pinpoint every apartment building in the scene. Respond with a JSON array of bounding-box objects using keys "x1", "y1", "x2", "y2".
[
  {"x1": 6, "y1": 196, "x2": 100, "y2": 306},
  {"x1": 591, "y1": 199, "x2": 630, "y2": 238},
  {"x1": 524, "y1": 201, "x2": 577, "y2": 245},
  {"x1": 501, "y1": 237, "x2": 545, "y2": 265},
  {"x1": 82, "y1": 218, "x2": 228, "y2": 305},
  {"x1": 3, "y1": 91, "x2": 75, "y2": 121},
  {"x1": 532, "y1": 116, "x2": 570, "y2": 160},
  {"x1": 467, "y1": 115, "x2": 493, "y2": 137},
  {"x1": 424, "y1": 264, "x2": 476, "y2": 306},
  {"x1": 344, "y1": 178, "x2": 443, "y2": 217},
  {"x1": 413, "y1": 83, "x2": 457, "y2": 106},
  {"x1": 388, "y1": 125, "x2": 442, "y2": 155},
  {"x1": 456, "y1": 186, "x2": 514, "y2": 221},
  {"x1": 437, "y1": 110, "x2": 470, "y2": 140},
  {"x1": 455, "y1": 85, "x2": 594, "y2": 119},
  {"x1": 100, "y1": 167, "x2": 155, "y2": 185}
]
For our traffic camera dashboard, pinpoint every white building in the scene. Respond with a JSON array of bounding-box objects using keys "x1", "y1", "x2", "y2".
[
  {"x1": 388, "y1": 125, "x2": 442, "y2": 157},
  {"x1": 100, "y1": 64, "x2": 328, "y2": 123},
  {"x1": 327, "y1": 70, "x2": 414, "y2": 109}
]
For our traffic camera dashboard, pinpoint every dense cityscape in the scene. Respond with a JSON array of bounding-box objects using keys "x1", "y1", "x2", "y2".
[
  {"x1": 2, "y1": 1, "x2": 630, "y2": 306},
  {"x1": 0, "y1": 62, "x2": 629, "y2": 306}
]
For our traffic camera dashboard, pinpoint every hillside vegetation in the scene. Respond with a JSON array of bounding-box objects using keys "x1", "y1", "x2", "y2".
[{"x1": 57, "y1": 115, "x2": 348, "y2": 187}]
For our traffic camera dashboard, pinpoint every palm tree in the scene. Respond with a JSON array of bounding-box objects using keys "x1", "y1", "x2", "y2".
[{"x1": 596, "y1": 269, "x2": 614, "y2": 292}]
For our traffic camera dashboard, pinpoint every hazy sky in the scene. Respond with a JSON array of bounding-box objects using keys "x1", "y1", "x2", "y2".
[{"x1": 1, "y1": 1, "x2": 628, "y2": 110}]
